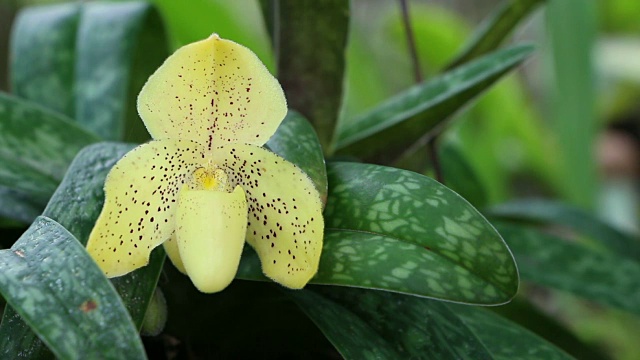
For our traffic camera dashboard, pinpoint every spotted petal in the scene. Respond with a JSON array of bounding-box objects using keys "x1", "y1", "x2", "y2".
[
  {"x1": 175, "y1": 185, "x2": 248, "y2": 293},
  {"x1": 138, "y1": 34, "x2": 287, "y2": 147},
  {"x1": 213, "y1": 144, "x2": 324, "y2": 289},
  {"x1": 86, "y1": 139, "x2": 207, "y2": 277}
]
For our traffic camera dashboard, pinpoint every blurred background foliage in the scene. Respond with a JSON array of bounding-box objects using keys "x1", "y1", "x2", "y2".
[{"x1": 1, "y1": 0, "x2": 640, "y2": 359}]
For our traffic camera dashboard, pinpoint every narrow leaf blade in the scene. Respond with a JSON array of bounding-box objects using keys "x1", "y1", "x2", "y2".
[
  {"x1": 445, "y1": 0, "x2": 546, "y2": 69},
  {"x1": 335, "y1": 45, "x2": 533, "y2": 161},
  {"x1": 546, "y1": 0, "x2": 598, "y2": 209}
]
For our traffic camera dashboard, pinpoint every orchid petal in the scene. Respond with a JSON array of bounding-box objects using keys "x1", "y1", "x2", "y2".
[
  {"x1": 164, "y1": 234, "x2": 186, "y2": 274},
  {"x1": 138, "y1": 34, "x2": 287, "y2": 147},
  {"x1": 214, "y1": 144, "x2": 324, "y2": 289},
  {"x1": 175, "y1": 185, "x2": 248, "y2": 293},
  {"x1": 86, "y1": 139, "x2": 207, "y2": 277}
]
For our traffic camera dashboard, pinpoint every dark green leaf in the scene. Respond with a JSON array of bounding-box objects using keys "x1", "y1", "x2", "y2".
[
  {"x1": 290, "y1": 287, "x2": 570, "y2": 360},
  {"x1": 488, "y1": 199, "x2": 640, "y2": 261},
  {"x1": 491, "y1": 297, "x2": 608, "y2": 360},
  {"x1": 445, "y1": 0, "x2": 546, "y2": 69},
  {"x1": 238, "y1": 162, "x2": 518, "y2": 304},
  {"x1": 266, "y1": 110, "x2": 328, "y2": 204},
  {"x1": 334, "y1": 45, "x2": 533, "y2": 162},
  {"x1": 290, "y1": 288, "x2": 493, "y2": 359},
  {"x1": 0, "y1": 93, "x2": 99, "y2": 198},
  {"x1": 495, "y1": 222, "x2": 640, "y2": 315},
  {"x1": 10, "y1": 3, "x2": 79, "y2": 117},
  {"x1": 75, "y1": 1, "x2": 168, "y2": 142},
  {"x1": 0, "y1": 309, "x2": 53, "y2": 360},
  {"x1": 439, "y1": 141, "x2": 488, "y2": 207},
  {"x1": 0, "y1": 186, "x2": 44, "y2": 224},
  {"x1": 0, "y1": 216, "x2": 145, "y2": 359},
  {"x1": 448, "y1": 302, "x2": 574, "y2": 360},
  {"x1": 271, "y1": 0, "x2": 349, "y2": 152},
  {"x1": 287, "y1": 289, "x2": 401, "y2": 359}
]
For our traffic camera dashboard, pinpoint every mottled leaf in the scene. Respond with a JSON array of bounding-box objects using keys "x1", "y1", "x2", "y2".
[
  {"x1": 271, "y1": 0, "x2": 349, "y2": 152},
  {"x1": 334, "y1": 45, "x2": 533, "y2": 162},
  {"x1": 0, "y1": 143, "x2": 165, "y2": 357},
  {"x1": 323, "y1": 162, "x2": 517, "y2": 303},
  {"x1": 10, "y1": 3, "x2": 79, "y2": 116},
  {"x1": 75, "y1": 1, "x2": 168, "y2": 142},
  {"x1": 488, "y1": 199, "x2": 640, "y2": 261},
  {"x1": 495, "y1": 222, "x2": 640, "y2": 315},
  {"x1": 445, "y1": 0, "x2": 546, "y2": 69},
  {"x1": 0, "y1": 217, "x2": 145, "y2": 359},
  {"x1": 0, "y1": 93, "x2": 99, "y2": 198},
  {"x1": 239, "y1": 162, "x2": 518, "y2": 304},
  {"x1": 448, "y1": 303, "x2": 574, "y2": 360},
  {"x1": 266, "y1": 110, "x2": 328, "y2": 204},
  {"x1": 10, "y1": 2, "x2": 168, "y2": 142}
]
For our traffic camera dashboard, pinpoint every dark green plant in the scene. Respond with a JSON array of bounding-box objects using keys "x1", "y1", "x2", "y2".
[{"x1": 0, "y1": 1, "x2": 637, "y2": 359}]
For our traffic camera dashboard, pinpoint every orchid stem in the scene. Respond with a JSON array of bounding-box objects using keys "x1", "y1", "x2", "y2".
[{"x1": 398, "y1": 0, "x2": 444, "y2": 183}]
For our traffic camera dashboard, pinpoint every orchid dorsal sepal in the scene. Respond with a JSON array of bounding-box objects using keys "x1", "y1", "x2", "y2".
[
  {"x1": 137, "y1": 33, "x2": 287, "y2": 147},
  {"x1": 86, "y1": 34, "x2": 324, "y2": 293}
]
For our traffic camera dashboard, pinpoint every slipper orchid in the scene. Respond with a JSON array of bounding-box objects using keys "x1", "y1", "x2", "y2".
[{"x1": 86, "y1": 34, "x2": 324, "y2": 293}]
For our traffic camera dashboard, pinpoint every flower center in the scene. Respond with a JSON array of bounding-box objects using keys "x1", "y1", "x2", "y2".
[{"x1": 189, "y1": 167, "x2": 229, "y2": 192}]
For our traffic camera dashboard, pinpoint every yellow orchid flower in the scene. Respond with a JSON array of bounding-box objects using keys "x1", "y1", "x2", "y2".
[{"x1": 86, "y1": 34, "x2": 324, "y2": 293}]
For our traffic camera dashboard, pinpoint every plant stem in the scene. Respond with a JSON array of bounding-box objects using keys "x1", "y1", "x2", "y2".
[
  {"x1": 398, "y1": 0, "x2": 423, "y2": 83},
  {"x1": 398, "y1": 0, "x2": 444, "y2": 183}
]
